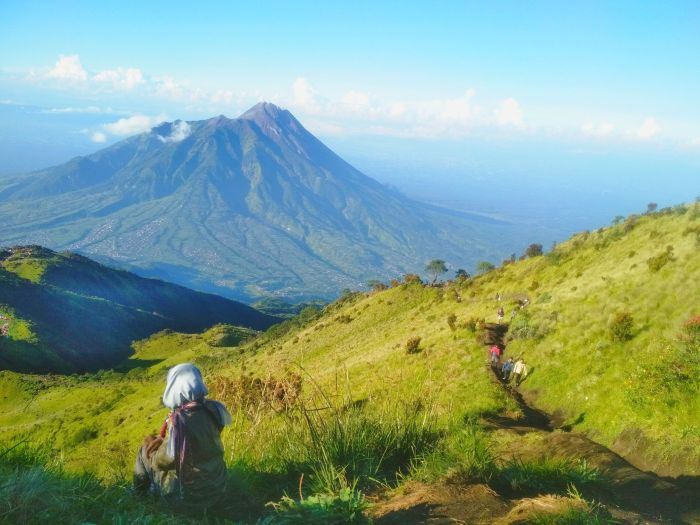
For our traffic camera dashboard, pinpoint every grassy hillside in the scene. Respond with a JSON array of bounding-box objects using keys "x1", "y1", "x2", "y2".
[
  {"x1": 0, "y1": 246, "x2": 275, "y2": 373},
  {"x1": 0, "y1": 201, "x2": 698, "y2": 523}
]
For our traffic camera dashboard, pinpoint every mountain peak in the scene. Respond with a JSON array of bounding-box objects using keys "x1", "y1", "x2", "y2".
[{"x1": 240, "y1": 101, "x2": 285, "y2": 120}]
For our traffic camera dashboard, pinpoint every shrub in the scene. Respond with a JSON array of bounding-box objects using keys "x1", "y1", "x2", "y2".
[
  {"x1": 264, "y1": 487, "x2": 369, "y2": 524},
  {"x1": 476, "y1": 261, "x2": 495, "y2": 274},
  {"x1": 622, "y1": 216, "x2": 637, "y2": 233},
  {"x1": 455, "y1": 269, "x2": 470, "y2": 281},
  {"x1": 446, "y1": 314, "x2": 457, "y2": 331},
  {"x1": 403, "y1": 273, "x2": 422, "y2": 285},
  {"x1": 609, "y1": 311, "x2": 634, "y2": 342},
  {"x1": 507, "y1": 311, "x2": 550, "y2": 342},
  {"x1": 545, "y1": 251, "x2": 564, "y2": 266},
  {"x1": 405, "y1": 336, "x2": 422, "y2": 354},
  {"x1": 464, "y1": 317, "x2": 484, "y2": 332},
  {"x1": 525, "y1": 243, "x2": 544, "y2": 258},
  {"x1": 367, "y1": 280, "x2": 387, "y2": 292},
  {"x1": 209, "y1": 373, "x2": 302, "y2": 415},
  {"x1": 681, "y1": 315, "x2": 700, "y2": 352},
  {"x1": 529, "y1": 280, "x2": 540, "y2": 291},
  {"x1": 647, "y1": 245, "x2": 675, "y2": 272}
]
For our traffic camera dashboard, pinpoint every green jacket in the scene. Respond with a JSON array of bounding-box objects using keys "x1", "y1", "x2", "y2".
[{"x1": 151, "y1": 401, "x2": 228, "y2": 507}]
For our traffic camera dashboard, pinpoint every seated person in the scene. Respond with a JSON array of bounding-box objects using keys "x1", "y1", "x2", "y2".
[{"x1": 134, "y1": 363, "x2": 232, "y2": 510}]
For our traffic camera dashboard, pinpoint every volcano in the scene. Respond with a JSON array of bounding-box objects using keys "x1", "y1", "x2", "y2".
[{"x1": 0, "y1": 102, "x2": 512, "y2": 300}]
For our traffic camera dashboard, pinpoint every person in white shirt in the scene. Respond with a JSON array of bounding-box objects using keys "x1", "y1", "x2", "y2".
[{"x1": 512, "y1": 358, "x2": 528, "y2": 386}]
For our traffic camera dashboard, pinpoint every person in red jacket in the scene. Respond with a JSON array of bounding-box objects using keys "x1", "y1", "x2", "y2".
[{"x1": 489, "y1": 345, "x2": 501, "y2": 366}]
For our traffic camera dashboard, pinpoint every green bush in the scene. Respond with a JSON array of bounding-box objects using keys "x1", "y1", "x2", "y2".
[
  {"x1": 507, "y1": 311, "x2": 550, "y2": 342},
  {"x1": 476, "y1": 261, "x2": 495, "y2": 274},
  {"x1": 403, "y1": 273, "x2": 423, "y2": 285},
  {"x1": 609, "y1": 311, "x2": 634, "y2": 342},
  {"x1": 263, "y1": 487, "x2": 369, "y2": 524},
  {"x1": 464, "y1": 317, "x2": 484, "y2": 332},
  {"x1": 647, "y1": 245, "x2": 674, "y2": 272},
  {"x1": 405, "y1": 336, "x2": 422, "y2": 354},
  {"x1": 446, "y1": 314, "x2": 457, "y2": 331},
  {"x1": 525, "y1": 243, "x2": 544, "y2": 258},
  {"x1": 682, "y1": 315, "x2": 700, "y2": 352}
]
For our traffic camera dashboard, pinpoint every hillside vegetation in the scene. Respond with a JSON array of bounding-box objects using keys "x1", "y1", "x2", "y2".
[
  {"x1": 0, "y1": 201, "x2": 698, "y2": 523},
  {"x1": 0, "y1": 246, "x2": 274, "y2": 373}
]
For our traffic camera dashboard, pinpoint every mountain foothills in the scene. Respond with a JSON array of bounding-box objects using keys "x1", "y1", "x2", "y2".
[
  {"x1": 0, "y1": 246, "x2": 274, "y2": 373},
  {"x1": 0, "y1": 102, "x2": 515, "y2": 301},
  {"x1": 0, "y1": 203, "x2": 699, "y2": 523}
]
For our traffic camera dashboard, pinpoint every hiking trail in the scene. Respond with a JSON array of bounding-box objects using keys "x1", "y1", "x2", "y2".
[{"x1": 373, "y1": 322, "x2": 700, "y2": 524}]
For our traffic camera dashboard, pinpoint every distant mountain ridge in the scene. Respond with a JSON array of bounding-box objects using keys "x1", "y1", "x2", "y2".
[
  {"x1": 0, "y1": 102, "x2": 515, "y2": 300},
  {"x1": 0, "y1": 246, "x2": 275, "y2": 373}
]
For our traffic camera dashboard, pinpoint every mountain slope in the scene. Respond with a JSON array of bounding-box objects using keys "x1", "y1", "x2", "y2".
[
  {"x1": 0, "y1": 103, "x2": 516, "y2": 300},
  {"x1": 0, "y1": 202, "x2": 698, "y2": 523},
  {"x1": 0, "y1": 246, "x2": 275, "y2": 373}
]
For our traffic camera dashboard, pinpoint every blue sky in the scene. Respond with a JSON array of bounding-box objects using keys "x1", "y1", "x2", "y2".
[
  {"x1": 2, "y1": 0, "x2": 699, "y2": 144},
  {"x1": 1, "y1": 0, "x2": 699, "y2": 237}
]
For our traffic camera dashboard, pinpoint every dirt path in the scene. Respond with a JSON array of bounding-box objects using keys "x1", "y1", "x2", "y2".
[{"x1": 373, "y1": 323, "x2": 700, "y2": 524}]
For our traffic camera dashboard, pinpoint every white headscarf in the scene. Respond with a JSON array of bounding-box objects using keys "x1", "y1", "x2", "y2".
[
  {"x1": 162, "y1": 363, "x2": 208, "y2": 409},
  {"x1": 161, "y1": 363, "x2": 232, "y2": 458}
]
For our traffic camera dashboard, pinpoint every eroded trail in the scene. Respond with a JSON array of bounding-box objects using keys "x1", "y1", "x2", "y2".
[
  {"x1": 374, "y1": 323, "x2": 700, "y2": 524},
  {"x1": 481, "y1": 322, "x2": 700, "y2": 524}
]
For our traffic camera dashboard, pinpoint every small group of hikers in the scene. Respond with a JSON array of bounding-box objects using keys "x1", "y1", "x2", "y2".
[
  {"x1": 489, "y1": 345, "x2": 528, "y2": 386},
  {"x1": 496, "y1": 297, "x2": 529, "y2": 324},
  {"x1": 134, "y1": 363, "x2": 232, "y2": 512}
]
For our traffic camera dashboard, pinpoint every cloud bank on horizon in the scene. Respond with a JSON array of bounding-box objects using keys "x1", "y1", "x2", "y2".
[
  {"x1": 1, "y1": 1, "x2": 698, "y2": 158},
  {"x1": 1, "y1": 52, "x2": 680, "y2": 147}
]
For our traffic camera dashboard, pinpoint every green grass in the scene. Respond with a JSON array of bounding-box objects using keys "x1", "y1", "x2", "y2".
[
  {"x1": 0, "y1": 202, "x2": 698, "y2": 522},
  {"x1": 261, "y1": 488, "x2": 369, "y2": 524},
  {"x1": 492, "y1": 458, "x2": 603, "y2": 497}
]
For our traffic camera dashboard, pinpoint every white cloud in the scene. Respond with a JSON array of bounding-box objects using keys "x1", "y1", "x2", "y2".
[
  {"x1": 341, "y1": 90, "x2": 370, "y2": 111},
  {"x1": 154, "y1": 76, "x2": 185, "y2": 99},
  {"x1": 637, "y1": 117, "x2": 660, "y2": 139},
  {"x1": 291, "y1": 77, "x2": 320, "y2": 111},
  {"x1": 494, "y1": 97, "x2": 523, "y2": 127},
  {"x1": 45, "y1": 54, "x2": 87, "y2": 81},
  {"x1": 103, "y1": 114, "x2": 166, "y2": 136},
  {"x1": 211, "y1": 90, "x2": 236, "y2": 105},
  {"x1": 90, "y1": 131, "x2": 107, "y2": 143},
  {"x1": 93, "y1": 67, "x2": 144, "y2": 89},
  {"x1": 156, "y1": 120, "x2": 191, "y2": 143},
  {"x1": 43, "y1": 105, "x2": 103, "y2": 114},
  {"x1": 582, "y1": 122, "x2": 615, "y2": 137}
]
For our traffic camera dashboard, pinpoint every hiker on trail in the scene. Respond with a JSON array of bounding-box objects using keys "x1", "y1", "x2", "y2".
[
  {"x1": 501, "y1": 358, "x2": 514, "y2": 382},
  {"x1": 497, "y1": 307, "x2": 505, "y2": 324},
  {"x1": 134, "y1": 363, "x2": 232, "y2": 509},
  {"x1": 512, "y1": 358, "x2": 528, "y2": 386},
  {"x1": 489, "y1": 345, "x2": 501, "y2": 366},
  {"x1": 510, "y1": 310, "x2": 517, "y2": 320}
]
